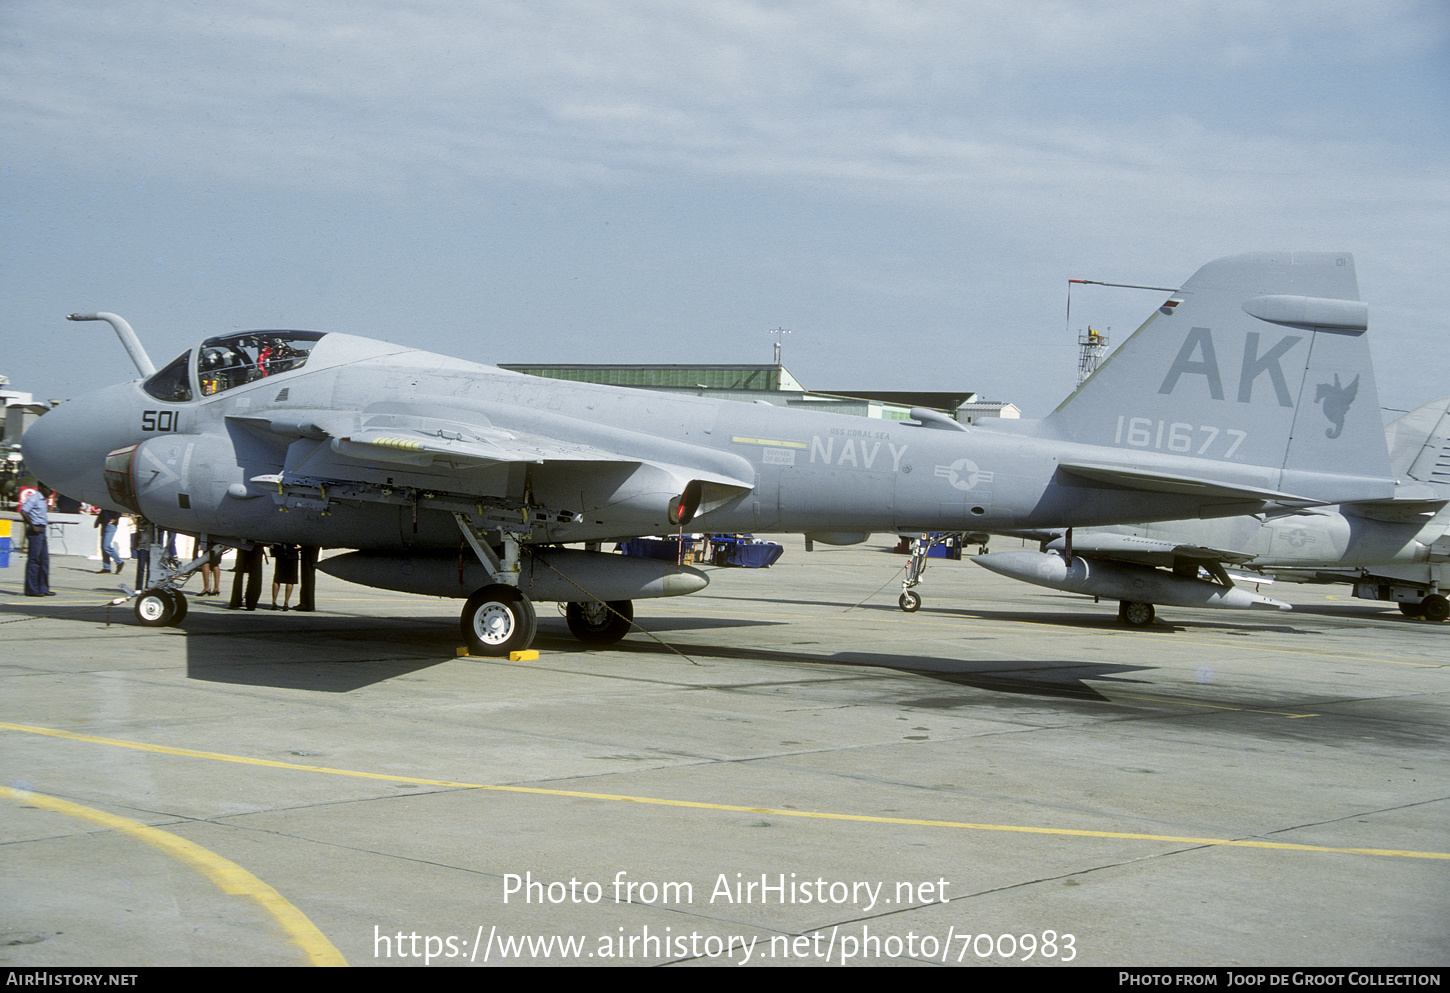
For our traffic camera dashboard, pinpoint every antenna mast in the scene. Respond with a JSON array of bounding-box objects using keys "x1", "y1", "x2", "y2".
[
  {"x1": 769, "y1": 327, "x2": 791, "y2": 366},
  {"x1": 1065, "y1": 277, "x2": 1177, "y2": 388}
]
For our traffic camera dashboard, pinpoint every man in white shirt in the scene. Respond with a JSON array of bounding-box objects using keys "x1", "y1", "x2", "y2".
[{"x1": 21, "y1": 486, "x2": 53, "y2": 597}]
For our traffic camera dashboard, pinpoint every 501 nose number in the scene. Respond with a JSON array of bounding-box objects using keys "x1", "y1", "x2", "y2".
[{"x1": 141, "y1": 409, "x2": 180, "y2": 432}]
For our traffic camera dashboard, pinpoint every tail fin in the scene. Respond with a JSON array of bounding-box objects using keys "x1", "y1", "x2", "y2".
[
  {"x1": 1385, "y1": 397, "x2": 1450, "y2": 487},
  {"x1": 1045, "y1": 252, "x2": 1391, "y2": 501}
]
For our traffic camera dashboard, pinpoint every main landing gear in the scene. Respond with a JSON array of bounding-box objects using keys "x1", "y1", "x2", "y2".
[
  {"x1": 1399, "y1": 593, "x2": 1450, "y2": 622},
  {"x1": 566, "y1": 599, "x2": 633, "y2": 645},
  {"x1": 453, "y1": 514, "x2": 636, "y2": 657},
  {"x1": 460, "y1": 584, "x2": 537, "y2": 656},
  {"x1": 457, "y1": 586, "x2": 636, "y2": 656},
  {"x1": 1117, "y1": 600, "x2": 1156, "y2": 627}
]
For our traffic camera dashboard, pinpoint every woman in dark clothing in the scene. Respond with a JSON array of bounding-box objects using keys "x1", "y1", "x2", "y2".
[{"x1": 270, "y1": 543, "x2": 300, "y2": 610}]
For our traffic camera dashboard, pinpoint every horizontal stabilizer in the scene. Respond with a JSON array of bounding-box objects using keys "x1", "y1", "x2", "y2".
[
  {"x1": 1058, "y1": 462, "x2": 1318, "y2": 505},
  {"x1": 1339, "y1": 497, "x2": 1447, "y2": 524},
  {"x1": 1385, "y1": 396, "x2": 1450, "y2": 484}
]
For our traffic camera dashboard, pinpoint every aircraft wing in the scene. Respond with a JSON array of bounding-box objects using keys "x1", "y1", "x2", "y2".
[
  {"x1": 1043, "y1": 531, "x2": 1257, "y2": 568},
  {"x1": 227, "y1": 405, "x2": 756, "y2": 529}
]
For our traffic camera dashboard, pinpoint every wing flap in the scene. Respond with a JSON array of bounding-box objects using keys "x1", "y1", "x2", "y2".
[{"x1": 330, "y1": 427, "x2": 616, "y2": 469}]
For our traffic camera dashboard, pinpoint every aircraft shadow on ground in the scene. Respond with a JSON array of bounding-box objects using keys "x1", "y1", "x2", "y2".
[
  {"x1": 553, "y1": 625, "x2": 1157, "y2": 703},
  {"x1": 0, "y1": 593, "x2": 461, "y2": 692},
  {"x1": 0, "y1": 591, "x2": 1298, "y2": 701},
  {"x1": 567, "y1": 628, "x2": 1450, "y2": 748},
  {"x1": 178, "y1": 614, "x2": 461, "y2": 691},
  {"x1": 911, "y1": 597, "x2": 1429, "y2": 636},
  {"x1": 9, "y1": 584, "x2": 1437, "y2": 717},
  {"x1": 707, "y1": 592, "x2": 1380, "y2": 636}
]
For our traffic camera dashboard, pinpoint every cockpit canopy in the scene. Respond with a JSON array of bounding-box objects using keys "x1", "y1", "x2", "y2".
[{"x1": 142, "y1": 331, "x2": 325, "y2": 402}]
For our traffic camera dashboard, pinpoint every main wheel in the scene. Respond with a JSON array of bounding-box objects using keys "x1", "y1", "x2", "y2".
[
  {"x1": 1420, "y1": 594, "x2": 1450, "y2": 622},
  {"x1": 899, "y1": 590, "x2": 922, "y2": 612},
  {"x1": 1119, "y1": 600, "x2": 1155, "y2": 627},
  {"x1": 566, "y1": 599, "x2": 633, "y2": 645},
  {"x1": 460, "y1": 584, "x2": 537, "y2": 656},
  {"x1": 134, "y1": 591, "x2": 175, "y2": 627},
  {"x1": 1399, "y1": 601, "x2": 1426, "y2": 618},
  {"x1": 164, "y1": 590, "x2": 188, "y2": 625}
]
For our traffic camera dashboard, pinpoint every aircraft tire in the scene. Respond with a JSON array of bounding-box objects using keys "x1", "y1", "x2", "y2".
[
  {"x1": 1399, "y1": 601, "x2": 1425, "y2": 618},
  {"x1": 164, "y1": 590, "x2": 188, "y2": 626},
  {"x1": 1420, "y1": 594, "x2": 1450, "y2": 623},
  {"x1": 461, "y1": 584, "x2": 537, "y2": 656},
  {"x1": 1119, "y1": 600, "x2": 1155, "y2": 627},
  {"x1": 134, "y1": 591, "x2": 175, "y2": 627},
  {"x1": 899, "y1": 591, "x2": 922, "y2": 612},
  {"x1": 566, "y1": 599, "x2": 633, "y2": 645}
]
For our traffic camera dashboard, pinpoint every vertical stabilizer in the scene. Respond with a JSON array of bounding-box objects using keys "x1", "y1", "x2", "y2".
[{"x1": 1045, "y1": 253, "x2": 1390, "y2": 496}]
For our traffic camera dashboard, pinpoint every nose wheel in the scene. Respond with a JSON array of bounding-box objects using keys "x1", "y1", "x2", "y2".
[{"x1": 134, "y1": 589, "x2": 186, "y2": 627}]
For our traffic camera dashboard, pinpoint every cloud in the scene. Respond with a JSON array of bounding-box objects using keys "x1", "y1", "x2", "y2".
[
  {"x1": 2, "y1": 1, "x2": 1445, "y2": 414},
  {"x1": 5, "y1": 1, "x2": 1443, "y2": 197}
]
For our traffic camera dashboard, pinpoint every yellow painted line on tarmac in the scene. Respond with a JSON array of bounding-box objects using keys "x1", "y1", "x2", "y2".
[
  {"x1": 0, "y1": 784, "x2": 347, "y2": 967},
  {"x1": 5, "y1": 721, "x2": 1447, "y2": 862}
]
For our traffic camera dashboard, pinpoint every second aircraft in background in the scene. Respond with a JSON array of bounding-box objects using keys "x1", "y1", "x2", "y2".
[{"x1": 974, "y1": 397, "x2": 1450, "y2": 625}]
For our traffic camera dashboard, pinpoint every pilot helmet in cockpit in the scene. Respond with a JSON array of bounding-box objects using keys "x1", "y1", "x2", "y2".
[{"x1": 199, "y1": 346, "x2": 231, "y2": 394}]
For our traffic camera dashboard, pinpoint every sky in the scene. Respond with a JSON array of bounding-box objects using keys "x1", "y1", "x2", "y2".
[{"x1": 2, "y1": 1, "x2": 1447, "y2": 417}]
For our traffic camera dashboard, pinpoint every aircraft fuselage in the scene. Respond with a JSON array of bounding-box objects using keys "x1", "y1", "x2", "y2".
[{"x1": 25, "y1": 334, "x2": 1357, "y2": 551}]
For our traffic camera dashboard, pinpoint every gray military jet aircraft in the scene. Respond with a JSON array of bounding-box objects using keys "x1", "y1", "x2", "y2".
[
  {"x1": 974, "y1": 396, "x2": 1450, "y2": 626},
  {"x1": 21, "y1": 252, "x2": 1396, "y2": 655}
]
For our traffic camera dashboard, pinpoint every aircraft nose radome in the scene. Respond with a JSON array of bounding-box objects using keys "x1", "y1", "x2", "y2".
[
  {"x1": 20, "y1": 395, "x2": 113, "y2": 503},
  {"x1": 19, "y1": 406, "x2": 69, "y2": 490}
]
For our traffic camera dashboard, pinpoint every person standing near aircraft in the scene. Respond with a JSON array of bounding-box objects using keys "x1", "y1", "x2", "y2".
[
  {"x1": 294, "y1": 545, "x2": 320, "y2": 612},
  {"x1": 132, "y1": 517, "x2": 153, "y2": 590},
  {"x1": 21, "y1": 486, "x2": 53, "y2": 597},
  {"x1": 270, "y1": 543, "x2": 298, "y2": 610},
  {"x1": 227, "y1": 545, "x2": 264, "y2": 611},
  {"x1": 94, "y1": 507, "x2": 125, "y2": 573},
  {"x1": 198, "y1": 540, "x2": 222, "y2": 596}
]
